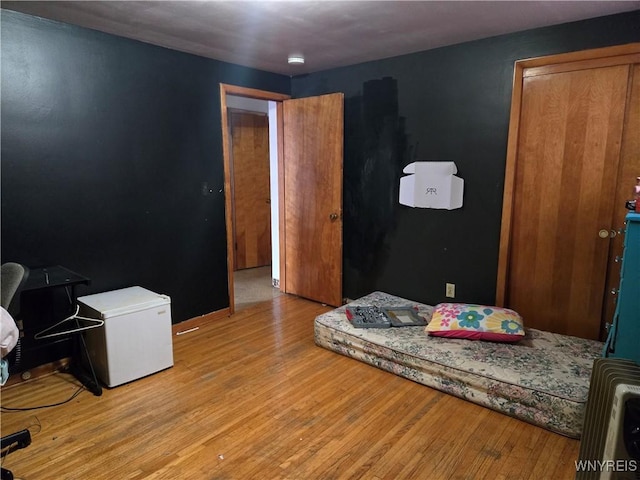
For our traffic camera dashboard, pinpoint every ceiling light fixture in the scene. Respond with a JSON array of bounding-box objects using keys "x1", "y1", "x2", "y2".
[{"x1": 288, "y1": 54, "x2": 305, "y2": 65}]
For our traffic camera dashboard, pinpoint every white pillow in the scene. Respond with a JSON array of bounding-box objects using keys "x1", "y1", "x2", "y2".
[{"x1": 1, "y1": 306, "x2": 19, "y2": 358}]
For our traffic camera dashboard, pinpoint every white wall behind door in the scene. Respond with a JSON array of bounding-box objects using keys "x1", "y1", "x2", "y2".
[{"x1": 268, "y1": 101, "x2": 279, "y2": 285}]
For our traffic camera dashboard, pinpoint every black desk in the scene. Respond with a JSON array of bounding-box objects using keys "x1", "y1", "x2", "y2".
[
  {"x1": 21, "y1": 265, "x2": 102, "y2": 396},
  {"x1": 23, "y1": 265, "x2": 90, "y2": 297}
]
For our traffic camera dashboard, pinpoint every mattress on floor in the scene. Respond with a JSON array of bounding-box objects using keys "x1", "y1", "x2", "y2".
[{"x1": 314, "y1": 292, "x2": 604, "y2": 438}]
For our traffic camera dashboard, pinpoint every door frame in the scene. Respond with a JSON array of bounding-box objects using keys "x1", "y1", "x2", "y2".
[
  {"x1": 220, "y1": 84, "x2": 290, "y2": 314},
  {"x1": 496, "y1": 44, "x2": 640, "y2": 315}
]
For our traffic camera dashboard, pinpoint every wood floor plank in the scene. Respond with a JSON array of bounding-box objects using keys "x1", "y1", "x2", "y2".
[{"x1": 1, "y1": 294, "x2": 581, "y2": 479}]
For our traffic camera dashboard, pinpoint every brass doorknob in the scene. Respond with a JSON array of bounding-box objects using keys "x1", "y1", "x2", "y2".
[
  {"x1": 329, "y1": 213, "x2": 339, "y2": 221},
  {"x1": 598, "y1": 229, "x2": 609, "y2": 239}
]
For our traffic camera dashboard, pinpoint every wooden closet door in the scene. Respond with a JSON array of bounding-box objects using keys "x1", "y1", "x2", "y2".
[
  {"x1": 504, "y1": 62, "x2": 631, "y2": 340},
  {"x1": 230, "y1": 111, "x2": 271, "y2": 270},
  {"x1": 603, "y1": 63, "x2": 640, "y2": 336}
]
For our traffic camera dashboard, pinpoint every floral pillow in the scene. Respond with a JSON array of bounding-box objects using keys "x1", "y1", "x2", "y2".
[{"x1": 425, "y1": 303, "x2": 525, "y2": 343}]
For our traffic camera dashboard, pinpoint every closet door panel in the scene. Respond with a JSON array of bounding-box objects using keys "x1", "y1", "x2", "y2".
[
  {"x1": 506, "y1": 64, "x2": 629, "y2": 339},
  {"x1": 602, "y1": 63, "x2": 640, "y2": 335}
]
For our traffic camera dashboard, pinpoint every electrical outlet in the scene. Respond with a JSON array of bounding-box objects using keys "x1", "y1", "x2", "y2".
[{"x1": 446, "y1": 283, "x2": 455, "y2": 298}]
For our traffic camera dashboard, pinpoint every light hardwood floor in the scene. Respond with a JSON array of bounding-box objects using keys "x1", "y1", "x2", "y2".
[{"x1": 1, "y1": 295, "x2": 580, "y2": 479}]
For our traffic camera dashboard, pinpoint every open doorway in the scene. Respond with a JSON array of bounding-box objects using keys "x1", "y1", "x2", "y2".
[
  {"x1": 227, "y1": 106, "x2": 273, "y2": 310},
  {"x1": 221, "y1": 84, "x2": 344, "y2": 313},
  {"x1": 220, "y1": 85, "x2": 290, "y2": 313}
]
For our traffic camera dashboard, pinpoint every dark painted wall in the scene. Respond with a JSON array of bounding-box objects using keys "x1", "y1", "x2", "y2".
[
  {"x1": 1, "y1": 10, "x2": 290, "y2": 328},
  {"x1": 292, "y1": 11, "x2": 640, "y2": 307}
]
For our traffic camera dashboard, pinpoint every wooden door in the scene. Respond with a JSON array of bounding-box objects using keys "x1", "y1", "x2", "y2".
[
  {"x1": 498, "y1": 46, "x2": 640, "y2": 340},
  {"x1": 230, "y1": 111, "x2": 271, "y2": 270},
  {"x1": 603, "y1": 64, "x2": 640, "y2": 337},
  {"x1": 282, "y1": 93, "x2": 344, "y2": 306}
]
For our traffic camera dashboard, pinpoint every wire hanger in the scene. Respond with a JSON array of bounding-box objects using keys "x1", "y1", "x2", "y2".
[{"x1": 34, "y1": 305, "x2": 104, "y2": 340}]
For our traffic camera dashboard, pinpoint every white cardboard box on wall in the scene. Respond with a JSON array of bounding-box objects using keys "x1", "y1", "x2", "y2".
[{"x1": 399, "y1": 161, "x2": 464, "y2": 210}]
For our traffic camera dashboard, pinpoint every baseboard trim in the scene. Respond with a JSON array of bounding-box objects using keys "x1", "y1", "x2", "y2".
[{"x1": 172, "y1": 307, "x2": 231, "y2": 336}]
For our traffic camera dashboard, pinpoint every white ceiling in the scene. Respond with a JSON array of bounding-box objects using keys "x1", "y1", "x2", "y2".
[{"x1": 3, "y1": 1, "x2": 639, "y2": 76}]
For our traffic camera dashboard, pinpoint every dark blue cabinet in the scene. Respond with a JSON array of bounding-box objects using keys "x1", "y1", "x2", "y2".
[{"x1": 603, "y1": 212, "x2": 640, "y2": 364}]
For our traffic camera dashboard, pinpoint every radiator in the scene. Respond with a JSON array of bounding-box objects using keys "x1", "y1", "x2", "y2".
[{"x1": 576, "y1": 358, "x2": 640, "y2": 480}]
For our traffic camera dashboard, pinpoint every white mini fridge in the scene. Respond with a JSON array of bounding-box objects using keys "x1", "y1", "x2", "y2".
[{"x1": 78, "y1": 286, "x2": 174, "y2": 387}]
